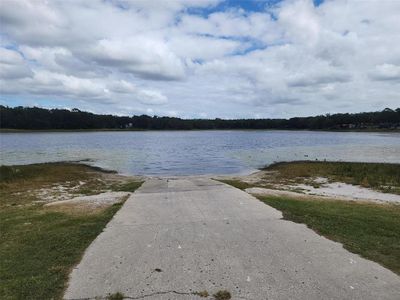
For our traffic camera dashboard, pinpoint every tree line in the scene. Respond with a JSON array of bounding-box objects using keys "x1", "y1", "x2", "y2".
[{"x1": 1, "y1": 105, "x2": 399, "y2": 130}]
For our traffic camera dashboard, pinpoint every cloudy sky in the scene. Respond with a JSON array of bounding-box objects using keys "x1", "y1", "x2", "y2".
[{"x1": 0, "y1": 0, "x2": 399, "y2": 118}]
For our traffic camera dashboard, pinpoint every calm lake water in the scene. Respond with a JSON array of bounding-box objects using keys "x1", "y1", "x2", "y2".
[{"x1": 1, "y1": 131, "x2": 399, "y2": 176}]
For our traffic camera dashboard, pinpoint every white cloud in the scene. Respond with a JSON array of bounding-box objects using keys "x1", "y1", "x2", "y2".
[
  {"x1": 370, "y1": 64, "x2": 400, "y2": 82},
  {"x1": 0, "y1": 48, "x2": 33, "y2": 79},
  {"x1": 168, "y1": 34, "x2": 245, "y2": 60},
  {"x1": 85, "y1": 37, "x2": 185, "y2": 80},
  {"x1": 0, "y1": 0, "x2": 68, "y2": 46},
  {"x1": 277, "y1": 0, "x2": 321, "y2": 46},
  {"x1": 0, "y1": 0, "x2": 399, "y2": 117}
]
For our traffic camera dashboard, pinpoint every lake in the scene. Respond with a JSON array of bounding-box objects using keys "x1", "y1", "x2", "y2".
[{"x1": 1, "y1": 131, "x2": 399, "y2": 176}]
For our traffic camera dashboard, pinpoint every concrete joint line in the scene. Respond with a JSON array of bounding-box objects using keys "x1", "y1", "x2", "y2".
[{"x1": 66, "y1": 289, "x2": 240, "y2": 300}]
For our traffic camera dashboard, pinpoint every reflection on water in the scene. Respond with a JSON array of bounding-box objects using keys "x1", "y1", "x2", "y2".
[{"x1": 1, "y1": 130, "x2": 399, "y2": 175}]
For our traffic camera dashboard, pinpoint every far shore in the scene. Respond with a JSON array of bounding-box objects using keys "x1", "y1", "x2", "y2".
[{"x1": 1, "y1": 128, "x2": 399, "y2": 133}]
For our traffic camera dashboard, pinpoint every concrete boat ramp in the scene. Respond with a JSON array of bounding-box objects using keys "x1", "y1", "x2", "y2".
[{"x1": 65, "y1": 177, "x2": 400, "y2": 300}]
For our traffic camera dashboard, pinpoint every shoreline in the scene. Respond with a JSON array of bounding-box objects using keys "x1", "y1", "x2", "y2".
[
  {"x1": 2, "y1": 160, "x2": 400, "y2": 203},
  {"x1": 216, "y1": 161, "x2": 400, "y2": 204},
  {"x1": 1, "y1": 128, "x2": 399, "y2": 133},
  {"x1": 2, "y1": 159, "x2": 400, "y2": 176}
]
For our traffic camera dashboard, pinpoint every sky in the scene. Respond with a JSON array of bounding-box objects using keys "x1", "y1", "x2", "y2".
[{"x1": 0, "y1": 0, "x2": 399, "y2": 119}]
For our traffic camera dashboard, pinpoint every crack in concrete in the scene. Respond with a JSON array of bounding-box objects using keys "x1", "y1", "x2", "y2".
[
  {"x1": 67, "y1": 291, "x2": 250, "y2": 300},
  {"x1": 67, "y1": 290, "x2": 211, "y2": 300},
  {"x1": 123, "y1": 290, "x2": 205, "y2": 299}
]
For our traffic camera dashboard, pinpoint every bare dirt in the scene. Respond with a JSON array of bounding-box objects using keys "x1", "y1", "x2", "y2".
[{"x1": 217, "y1": 171, "x2": 400, "y2": 204}]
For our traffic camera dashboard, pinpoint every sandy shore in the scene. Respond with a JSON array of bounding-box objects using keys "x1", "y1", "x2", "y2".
[{"x1": 216, "y1": 171, "x2": 400, "y2": 204}]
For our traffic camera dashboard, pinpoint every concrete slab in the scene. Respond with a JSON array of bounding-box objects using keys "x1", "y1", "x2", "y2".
[{"x1": 64, "y1": 178, "x2": 400, "y2": 300}]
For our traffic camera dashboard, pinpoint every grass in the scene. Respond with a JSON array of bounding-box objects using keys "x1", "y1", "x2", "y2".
[
  {"x1": 0, "y1": 163, "x2": 115, "y2": 201},
  {"x1": 194, "y1": 290, "x2": 209, "y2": 298},
  {"x1": 107, "y1": 292, "x2": 125, "y2": 300},
  {"x1": 264, "y1": 161, "x2": 400, "y2": 194},
  {"x1": 0, "y1": 163, "x2": 95, "y2": 183},
  {"x1": 0, "y1": 163, "x2": 142, "y2": 300},
  {"x1": 257, "y1": 196, "x2": 400, "y2": 275},
  {"x1": 0, "y1": 203, "x2": 123, "y2": 299},
  {"x1": 111, "y1": 181, "x2": 143, "y2": 192},
  {"x1": 102, "y1": 289, "x2": 224, "y2": 299},
  {"x1": 0, "y1": 163, "x2": 143, "y2": 203},
  {"x1": 217, "y1": 179, "x2": 252, "y2": 190},
  {"x1": 213, "y1": 290, "x2": 231, "y2": 300}
]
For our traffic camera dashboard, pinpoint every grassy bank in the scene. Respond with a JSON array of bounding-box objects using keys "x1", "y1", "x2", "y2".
[
  {"x1": 217, "y1": 179, "x2": 253, "y2": 190},
  {"x1": 264, "y1": 161, "x2": 400, "y2": 194},
  {"x1": 258, "y1": 196, "x2": 400, "y2": 275},
  {"x1": 0, "y1": 163, "x2": 142, "y2": 300}
]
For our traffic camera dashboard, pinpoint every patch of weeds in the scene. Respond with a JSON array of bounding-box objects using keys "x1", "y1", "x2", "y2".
[
  {"x1": 287, "y1": 187, "x2": 306, "y2": 193},
  {"x1": 0, "y1": 165, "x2": 19, "y2": 181},
  {"x1": 85, "y1": 165, "x2": 117, "y2": 174},
  {"x1": 74, "y1": 187, "x2": 96, "y2": 195},
  {"x1": 217, "y1": 179, "x2": 253, "y2": 190},
  {"x1": 111, "y1": 181, "x2": 143, "y2": 192},
  {"x1": 256, "y1": 183, "x2": 277, "y2": 190},
  {"x1": 213, "y1": 290, "x2": 231, "y2": 300},
  {"x1": 0, "y1": 163, "x2": 92, "y2": 184},
  {"x1": 194, "y1": 290, "x2": 209, "y2": 297},
  {"x1": 0, "y1": 163, "x2": 100, "y2": 207},
  {"x1": 107, "y1": 292, "x2": 124, "y2": 300}
]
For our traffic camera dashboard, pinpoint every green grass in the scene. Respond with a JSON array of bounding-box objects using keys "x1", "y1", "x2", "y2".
[
  {"x1": 265, "y1": 161, "x2": 400, "y2": 194},
  {"x1": 107, "y1": 292, "x2": 125, "y2": 300},
  {"x1": 0, "y1": 204, "x2": 123, "y2": 299},
  {"x1": 258, "y1": 196, "x2": 400, "y2": 275},
  {"x1": 194, "y1": 290, "x2": 209, "y2": 297},
  {"x1": 213, "y1": 290, "x2": 231, "y2": 300},
  {"x1": 111, "y1": 181, "x2": 143, "y2": 192},
  {"x1": 0, "y1": 163, "x2": 142, "y2": 300},
  {"x1": 0, "y1": 163, "x2": 94, "y2": 183},
  {"x1": 217, "y1": 179, "x2": 252, "y2": 190}
]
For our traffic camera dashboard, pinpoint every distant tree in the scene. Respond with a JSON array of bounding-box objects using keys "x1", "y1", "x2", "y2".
[{"x1": 0, "y1": 105, "x2": 399, "y2": 130}]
